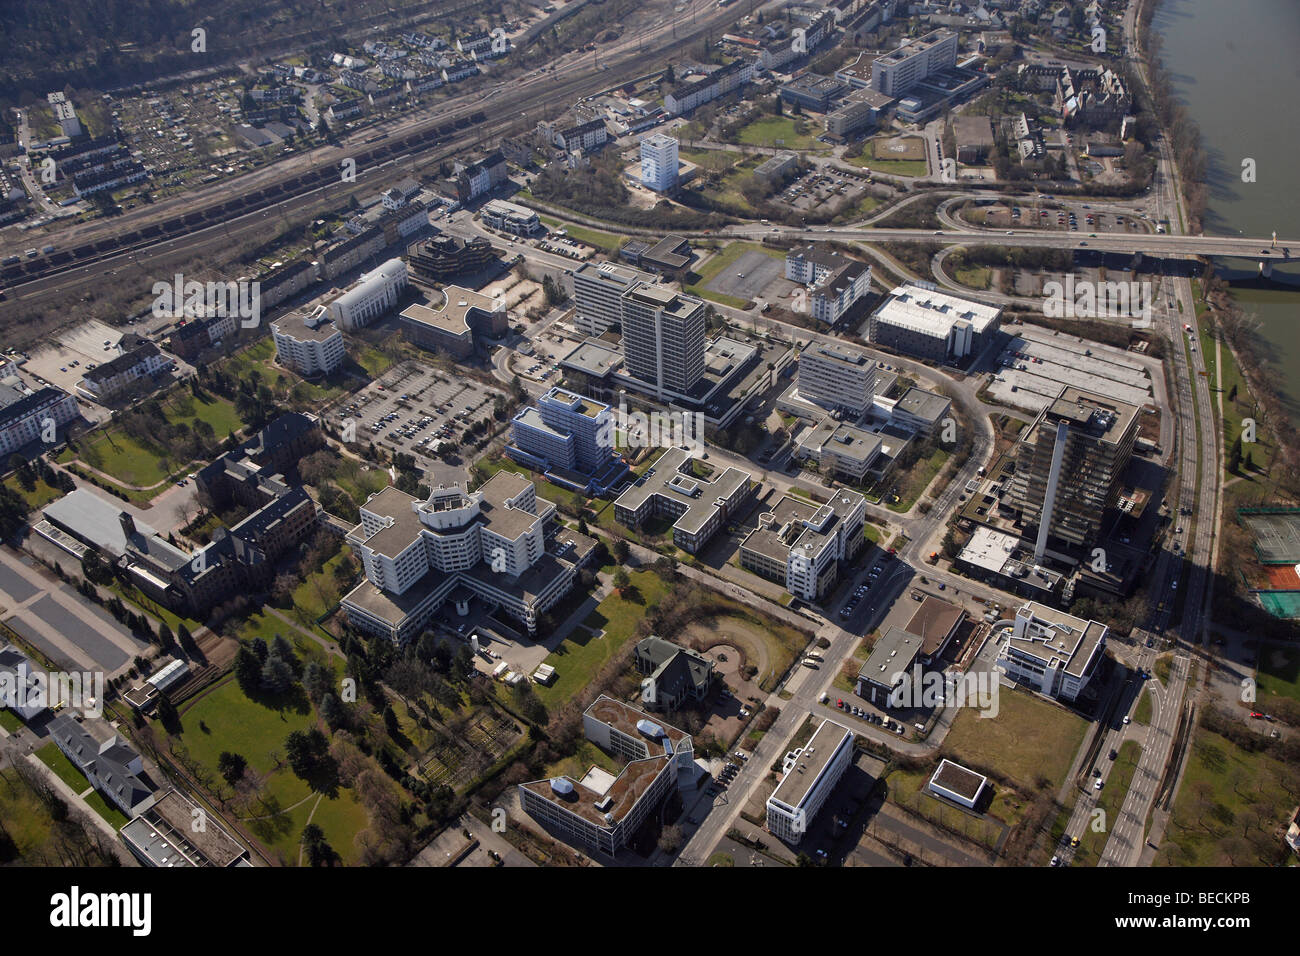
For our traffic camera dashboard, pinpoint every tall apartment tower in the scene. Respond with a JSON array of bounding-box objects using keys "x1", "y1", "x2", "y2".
[
  {"x1": 619, "y1": 285, "x2": 707, "y2": 399},
  {"x1": 640, "y1": 133, "x2": 680, "y2": 192},
  {"x1": 571, "y1": 261, "x2": 650, "y2": 337},
  {"x1": 1005, "y1": 386, "x2": 1140, "y2": 556}
]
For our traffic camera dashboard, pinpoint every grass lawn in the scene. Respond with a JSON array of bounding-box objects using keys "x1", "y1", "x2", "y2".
[
  {"x1": 953, "y1": 265, "x2": 993, "y2": 290},
  {"x1": 844, "y1": 137, "x2": 929, "y2": 177},
  {"x1": 82, "y1": 790, "x2": 130, "y2": 829},
  {"x1": 680, "y1": 148, "x2": 741, "y2": 173},
  {"x1": 1134, "y1": 688, "x2": 1152, "y2": 725},
  {"x1": 887, "y1": 765, "x2": 1020, "y2": 849},
  {"x1": 290, "y1": 547, "x2": 355, "y2": 622},
  {"x1": 1071, "y1": 740, "x2": 1141, "y2": 866},
  {"x1": 734, "y1": 116, "x2": 824, "y2": 152},
  {"x1": 3, "y1": 476, "x2": 64, "y2": 511},
  {"x1": 942, "y1": 687, "x2": 1089, "y2": 792},
  {"x1": 175, "y1": 676, "x2": 366, "y2": 865},
  {"x1": 1156, "y1": 729, "x2": 1295, "y2": 866},
  {"x1": 61, "y1": 391, "x2": 247, "y2": 490},
  {"x1": 534, "y1": 569, "x2": 671, "y2": 707},
  {"x1": 355, "y1": 344, "x2": 396, "y2": 378},
  {"x1": 35, "y1": 742, "x2": 91, "y2": 793},
  {"x1": 0, "y1": 771, "x2": 60, "y2": 860},
  {"x1": 0, "y1": 708, "x2": 23, "y2": 732},
  {"x1": 1257, "y1": 645, "x2": 1300, "y2": 705}
]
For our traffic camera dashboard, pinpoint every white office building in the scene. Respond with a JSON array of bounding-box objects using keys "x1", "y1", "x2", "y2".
[
  {"x1": 481, "y1": 199, "x2": 542, "y2": 236},
  {"x1": 327, "y1": 258, "x2": 409, "y2": 330},
  {"x1": 995, "y1": 602, "x2": 1108, "y2": 703},
  {"x1": 868, "y1": 283, "x2": 1002, "y2": 362},
  {"x1": 871, "y1": 29, "x2": 959, "y2": 96},
  {"x1": 640, "y1": 133, "x2": 680, "y2": 192},
  {"x1": 766, "y1": 720, "x2": 854, "y2": 844},
  {"x1": 797, "y1": 343, "x2": 878, "y2": 417},
  {"x1": 272, "y1": 308, "x2": 347, "y2": 376}
]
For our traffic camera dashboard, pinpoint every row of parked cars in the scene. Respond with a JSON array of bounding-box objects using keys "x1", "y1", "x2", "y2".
[{"x1": 834, "y1": 699, "x2": 905, "y2": 735}]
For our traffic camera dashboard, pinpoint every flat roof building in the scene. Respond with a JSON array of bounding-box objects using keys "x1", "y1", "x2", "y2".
[
  {"x1": 996, "y1": 601, "x2": 1107, "y2": 703},
  {"x1": 928, "y1": 759, "x2": 988, "y2": 810},
  {"x1": 272, "y1": 308, "x2": 346, "y2": 376},
  {"x1": 739, "y1": 489, "x2": 866, "y2": 602},
  {"x1": 613, "y1": 446, "x2": 755, "y2": 554},
  {"x1": 856, "y1": 625, "x2": 923, "y2": 705},
  {"x1": 120, "y1": 788, "x2": 251, "y2": 867},
  {"x1": 796, "y1": 342, "x2": 878, "y2": 417},
  {"x1": 1004, "y1": 385, "x2": 1139, "y2": 556},
  {"x1": 399, "y1": 286, "x2": 506, "y2": 359},
  {"x1": 571, "y1": 261, "x2": 652, "y2": 337},
  {"x1": 766, "y1": 719, "x2": 854, "y2": 844},
  {"x1": 868, "y1": 282, "x2": 1002, "y2": 362},
  {"x1": 794, "y1": 418, "x2": 883, "y2": 482},
  {"x1": 620, "y1": 284, "x2": 707, "y2": 399},
  {"x1": 519, "y1": 696, "x2": 694, "y2": 856},
  {"x1": 872, "y1": 29, "x2": 959, "y2": 96}
]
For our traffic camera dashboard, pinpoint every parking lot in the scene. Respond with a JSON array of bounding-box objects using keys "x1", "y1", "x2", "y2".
[
  {"x1": 21, "y1": 318, "x2": 159, "y2": 404},
  {"x1": 776, "y1": 169, "x2": 868, "y2": 215},
  {"x1": 985, "y1": 324, "x2": 1155, "y2": 414},
  {"x1": 332, "y1": 361, "x2": 506, "y2": 478},
  {"x1": 702, "y1": 248, "x2": 787, "y2": 303}
]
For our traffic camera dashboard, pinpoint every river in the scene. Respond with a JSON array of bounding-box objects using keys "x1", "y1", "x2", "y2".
[{"x1": 1153, "y1": 0, "x2": 1300, "y2": 419}]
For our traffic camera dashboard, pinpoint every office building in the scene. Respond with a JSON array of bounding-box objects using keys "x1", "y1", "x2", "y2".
[
  {"x1": 481, "y1": 199, "x2": 542, "y2": 236},
  {"x1": 868, "y1": 283, "x2": 1001, "y2": 362},
  {"x1": 766, "y1": 720, "x2": 854, "y2": 844},
  {"x1": 1004, "y1": 386, "x2": 1139, "y2": 556},
  {"x1": 407, "y1": 234, "x2": 498, "y2": 282},
  {"x1": 793, "y1": 419, "x2": 884, "y2": 482},
  {"x1": 995, "y1": 602, "x2": 1107, "y2": 702},
  {"x1": 779, "y1": 73, "x2": 846, "y2": 113},
  {"x1": 640, "y1": 133, "x2": 679, "y2": 192},
  {"x1": 786, "y1": 245, "x2": 872, "y2": 325},
  {"x1": 871, "y1": 29, "x2": 958, "y2": 96},
  {"x1": 796, "y1": 343, "x2": 878, "y2": 417},
  {"x1": 120, "y1": 788, "x2": 251, "y2": 867},
  {"x1": 620, "y1": 285, "x2": 707, "y2": 399},
  {"x1": 519, "y1": 697, "x2": 693, "y2": 856},
  {"x1": 399, "y1": 286, "x2": 506, "y2": 358},
  {"x1": 886, "y1": 386, "x2": 951, "y2": 435},
  {"x1": 613, "y1": 447, "x2": 754, "y2": 554},
  {"x1": 855, "y1": 625, "x2": 922, "y2": 705},
  {"x1": 272, "y1": 308, "x2": 346, "y2": 376},
  {"x1": 571, "y1": 261, "x2": 652, "y2": 337},
  {"x1": 739, "y1": 490, "x2": 866, "y2": 602},
  {"x1": 508, "y1": 387, "x2": 628, "y2": 493},
  {"x1": 340, "y1": 471, "x2": 596, "y2": 640},
  {"x1": 327, "y1": 257, "x2": 409, "y2": 330},
  {"x1": 954, "y1": 115, "x2": 995, "y2": 164}
]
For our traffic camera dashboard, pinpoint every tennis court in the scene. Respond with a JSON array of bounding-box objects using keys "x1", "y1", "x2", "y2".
[
  {"x1": 1256, "y1": 591, "x2": 1300, "y2": 619},
  {"x1": 1239, "y1": 508, "x2": 1300, "y2": 564}
]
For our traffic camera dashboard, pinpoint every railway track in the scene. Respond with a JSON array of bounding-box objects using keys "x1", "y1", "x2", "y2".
[{"x1": 1, "y1": 0, "x2": 734, "y2": 308}]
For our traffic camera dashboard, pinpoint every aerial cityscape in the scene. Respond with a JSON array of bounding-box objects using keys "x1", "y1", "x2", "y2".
[{"x1": 0, "y1": 0, "x2": 1294, "y2": 906}]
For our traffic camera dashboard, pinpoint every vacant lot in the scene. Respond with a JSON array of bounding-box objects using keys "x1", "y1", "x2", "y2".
[
  {"x1": 685, "y1": 242, "x2": 784, "y2": 308},
  {"x1": 942, "y1": 687, "x2": 1088, "y2": 791}
]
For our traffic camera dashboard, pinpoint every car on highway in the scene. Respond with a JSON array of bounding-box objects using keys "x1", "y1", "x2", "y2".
[
  {"x1": 1122, "y1": 715, "x2": 1131, "y2": 724},
  {"x1": 1094, "y1": 779, "x2": 1104, "y2": 790}
]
